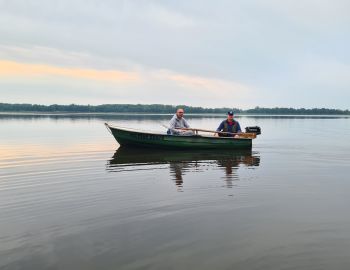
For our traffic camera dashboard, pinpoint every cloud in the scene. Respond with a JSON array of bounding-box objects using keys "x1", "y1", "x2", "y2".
[
  {"x1": 258, "y1": 0, "x2": 350, "y2": 30},
  {"x1": 293, "y1": 56, "x2": 350, "y2": 90},
  {"x1": 0, "y1": 57, "x2": 255, "y2": 107},
  {"x1": 0, "y1": 0, "x2": 349, "y2": 108},
  {"x1": 0, "y1": 60, "x2": 140, "y2": 83},
  {"x1": 156, "y1": 70, "x2": 252, "y2": 100}
]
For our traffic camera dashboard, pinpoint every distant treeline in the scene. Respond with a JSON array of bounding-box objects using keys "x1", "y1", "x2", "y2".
[
  {"x1": 0, "y1": 103, "x2": 349, "y2": 115},
  {"x1": 244, "y1": 107, "x2": 350, "y2": 115},
  {"x1": 0, "y1": 103, "x2": 238, "y2": 113}
]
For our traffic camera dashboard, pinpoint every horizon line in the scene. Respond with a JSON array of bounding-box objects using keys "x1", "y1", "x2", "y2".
[{"x1": 0, "y1": 102, "x2": 349, "y2": 111}]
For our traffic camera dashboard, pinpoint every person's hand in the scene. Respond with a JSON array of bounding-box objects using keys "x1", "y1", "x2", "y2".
[{"x1": 214, "y1": 132, "x2": 219, "y2": 137}]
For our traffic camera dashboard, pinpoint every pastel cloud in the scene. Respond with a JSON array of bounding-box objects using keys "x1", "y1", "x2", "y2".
[
  {"x1": 0, "y1": 60, "x2": 140, "y2": 83},
  {"x1": 158, "y1": 71, "x2": 253, "y2": 100},
  {"x1": 0, "y1": 58, "x2": 255, "y2": 107}
]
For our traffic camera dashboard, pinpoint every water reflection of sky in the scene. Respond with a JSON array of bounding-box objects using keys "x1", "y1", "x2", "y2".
[{"x1": 1, "y1": 115, "x2": 350, "y2": 270}]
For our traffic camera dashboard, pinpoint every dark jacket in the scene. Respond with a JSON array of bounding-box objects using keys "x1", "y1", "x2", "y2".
[{"x1": 216, "y1": 120, "x2": 241, "y2": 137}]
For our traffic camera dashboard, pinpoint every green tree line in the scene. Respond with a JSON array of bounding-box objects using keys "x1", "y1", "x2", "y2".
[
  {"x1": 244, "y1": 106, "x2": 350, "y2": 115},
  {"x1": 0, "y1": 103, "x2": 349, "y2": 115}
]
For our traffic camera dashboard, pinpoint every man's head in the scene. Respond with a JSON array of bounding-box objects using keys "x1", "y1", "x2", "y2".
[
  {"x1": 227, "y1": 110, "x2": 234, "y2": 121},
  {"x1": 176, "y1": 108, "x2": 184, "y2": 118}
]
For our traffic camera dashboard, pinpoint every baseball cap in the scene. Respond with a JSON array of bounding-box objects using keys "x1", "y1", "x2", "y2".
[{"x1": 228, "y1": 111, "x2": 234, "y2": 116}]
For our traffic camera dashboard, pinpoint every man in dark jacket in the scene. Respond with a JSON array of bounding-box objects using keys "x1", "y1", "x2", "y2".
[{"x1": 216, "y1": 111, "x2": 241, "y2": 137}]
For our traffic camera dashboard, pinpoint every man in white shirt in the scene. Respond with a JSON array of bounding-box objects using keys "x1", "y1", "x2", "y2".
[{"x1": 167, "y1": 108, "x2": 194, "y2": 136}]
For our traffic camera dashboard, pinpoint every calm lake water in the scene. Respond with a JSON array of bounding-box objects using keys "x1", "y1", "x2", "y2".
[{"x1": 0, "y1": 114, "x2": 350, "y2": 270}]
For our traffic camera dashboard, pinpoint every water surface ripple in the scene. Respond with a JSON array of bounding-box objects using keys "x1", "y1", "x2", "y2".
[{"x1": 0, "y1": 115, "x2": 349, "y2": 270}]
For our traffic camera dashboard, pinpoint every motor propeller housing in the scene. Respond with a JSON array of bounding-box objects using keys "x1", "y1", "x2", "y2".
[{"x1": 245, "y1": 126, "x2": 261, "y2": 135}]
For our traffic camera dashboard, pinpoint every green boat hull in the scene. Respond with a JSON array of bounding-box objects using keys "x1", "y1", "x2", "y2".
[{"x1": 106, "y1": 124, "x2": 253, "y2": 150}]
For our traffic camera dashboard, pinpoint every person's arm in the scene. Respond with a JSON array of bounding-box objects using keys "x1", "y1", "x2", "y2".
[
  {"x1": 183, "y1": 118, "x2": 190, "y2": 128},
  {"x1": 169, "y1": 117, "x2": 176, "y2": 129},
  {"x1": 236, "y1": 122, "x2": 242, "y2": 133},
  {"x1": 215, "y1": 121, "x2": 224, "y2": 136},
  {"x1": 168, "y1": 117, "x2": 179, "y2": 134},
  {"x1": 233, "y1": 122, "x2": 242, "y2": 138},
  {"x1": 216, "y1": 121, "x2": 224, "y2": 132}
]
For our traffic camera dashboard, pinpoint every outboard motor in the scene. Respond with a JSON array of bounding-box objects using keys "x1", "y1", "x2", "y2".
[{"x1": 245, "y1": 126, "x2": 261, "y2": 135}]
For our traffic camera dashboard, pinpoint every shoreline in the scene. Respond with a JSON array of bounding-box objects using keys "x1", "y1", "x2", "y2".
[{"x1": 1, "y1": 112, "x2": 349, "y2": 117}]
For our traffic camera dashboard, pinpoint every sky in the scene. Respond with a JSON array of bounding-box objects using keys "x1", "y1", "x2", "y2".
[{"x1": 0, "y1": 0, "x2": 349, "y2": 109}]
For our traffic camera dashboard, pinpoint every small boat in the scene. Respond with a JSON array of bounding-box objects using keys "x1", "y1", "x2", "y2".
[{"x1": 105, "y1": 123, "x2": 260, "y2": 150}]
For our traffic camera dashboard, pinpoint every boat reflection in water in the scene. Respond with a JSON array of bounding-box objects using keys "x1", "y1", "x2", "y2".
[{"x1": 107, "y1": 147, "x2": 260, "y2": 191}]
